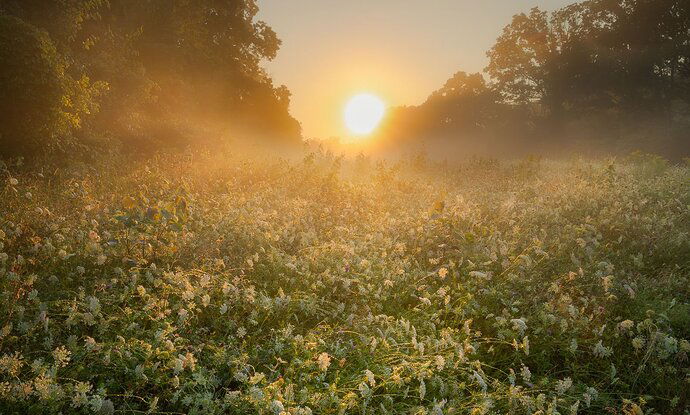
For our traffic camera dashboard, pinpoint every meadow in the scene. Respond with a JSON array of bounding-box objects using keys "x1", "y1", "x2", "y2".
[{"x1": 0, "y1": 151, "x2": 688, "y2": 414}]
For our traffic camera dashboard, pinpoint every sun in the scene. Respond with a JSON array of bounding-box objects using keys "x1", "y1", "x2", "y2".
[{"x1": 344, "y1": 93, "x2": 386, "y2": 136}]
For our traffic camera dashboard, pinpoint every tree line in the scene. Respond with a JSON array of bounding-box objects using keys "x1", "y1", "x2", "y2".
[
  {"x1": 0, "y1": 0, "x2": 302, "y2": 159},
  {"x1": 376, "y1": 0, "x2": 690, "y2": 158},
  {"x1": 2, "y1": 0, "x2": 688, "y2": 160}
]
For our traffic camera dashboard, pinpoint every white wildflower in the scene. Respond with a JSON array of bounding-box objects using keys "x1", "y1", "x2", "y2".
[
  {"x1": 473, "y1": 371, "x2": 487, "y2": 392},
  {"x1": 182, "y1": 352, "x2": 196, "y2": 371},
  {"x1": 592, "y1": 340, "x2": 612, "y2": 358},
  {"x1": 237, "y1": 327, "x2": 247, "y2": 338},
  {"x1": 317, "y1": 352, "x2": 330, "y2": 371},
  {"x1": 632, "y1": 336, "x2": 645, "y2": 350},
  {"x1": 178, "y1": 308, "x2": 188, "y2": 322},
  {"x1": 435, "y1": 355, "x2": 445, "y2": 371},
  {"x1": 52, "y1": 346, "x2": 71, "y2": 367},
  {"x1": 511, "y1": 318, "x2": 527, "y2": 336},
  {"x1": 555, "y1": 377, "x2": 572, "y2": 395},
  {"x1": 618, "y1": 320, "x2": 634, "y2": 332},
  {"x1": 173, "y1": 356, "x2": 184, "y2": 374},
  {"x1": 358, "y1": 382, "x2": 370, "y2": 398},
  {"x1": 582, "y1": 387, "x2": 598, "y2": 407},
  {"x1": 271, "y1": 400, "x2": 285, "y2": 415},
  {"x1": 84, "y1": 337, "x2": 97, "y2": 352},
  {"x1": 364, "y1": 369, "x2": 375, "y2": 386}
]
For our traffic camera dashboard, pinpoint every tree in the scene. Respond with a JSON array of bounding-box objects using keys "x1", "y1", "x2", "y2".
[
  {"x1": 424, "y1": 72, "x2": 498, "y2": 132},
  {"x1": 486, "y1": 8, "x2": 554, "y2": 106},
  {"x1": 95, "y1": 0, "x2": 301, "y2": 145},
  {"x1": 374, "y1": 72, "x2": 505, "y2": 150},
  {"x1": 485, "y1": 0, "x2": 690, "y2": 154},
  {"x1": 0, "y1": 0, "x2": 302, "y2": 158},
  {"x1": 0, "y1": 15, "x2": 104, "y2": 158}
]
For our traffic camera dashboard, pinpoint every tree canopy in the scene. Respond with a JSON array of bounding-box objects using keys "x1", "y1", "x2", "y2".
[
  {"x1": 0, "y1": 0, "x2": 302, "y2": 158},
  {"x1": 0, "y1": 14, "x2": 106, "y2": 158},
  {"x1": 376, "y1": 0, "x2": 690, "y2": 157}
]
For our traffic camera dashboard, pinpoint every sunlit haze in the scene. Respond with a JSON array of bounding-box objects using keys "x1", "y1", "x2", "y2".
[
  {"x1": 257, "y1": 0, "x2": 573, "y2": 139},
  {"x1": 344, "y1": 93, "x2": 386, "y2": 136}
]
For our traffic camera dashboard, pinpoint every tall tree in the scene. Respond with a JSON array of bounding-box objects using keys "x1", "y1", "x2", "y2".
[
  {"x1": 485, "y1": 0, "x2": 690, "y2": 153},
  {"x1": 0, "y1": 0, "x2": 302, "y2": 158},
  {"x1": 0, "y1": 13, "x2": 105, "y2": 158},
  {"x1": 486, "y1": 8, "x2": 554, "y2": 106}
]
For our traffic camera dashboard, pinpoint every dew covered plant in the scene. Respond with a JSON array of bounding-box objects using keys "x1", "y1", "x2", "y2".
[{"x1": 0, "y1": 152, "x2": 688, "y2": 414}]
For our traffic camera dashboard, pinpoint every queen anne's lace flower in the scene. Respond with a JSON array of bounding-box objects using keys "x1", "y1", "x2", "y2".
[
  {"x1": 511, "y1": 318, "x2": 527, "y2": 336},
  {"x1": 593, "y1": 340, "x2": 612, "y2": 358},
  {"x1": 555, "y1": 377, "x2": 573, "y2": 395},
  {"x1": 520, "y1": 365, "x2": 531, "y2": 383},
  {"x1": 364, "y1": 369, "x2": 376, "y2": 386},
  {"x1": 317, "y1": 353, "x2": 331, "y2": 371}
]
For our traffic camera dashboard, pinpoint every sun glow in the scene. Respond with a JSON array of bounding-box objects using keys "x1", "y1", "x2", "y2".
[{"x1": 344, "y1": 93, "x2": 386, "y2": 136}]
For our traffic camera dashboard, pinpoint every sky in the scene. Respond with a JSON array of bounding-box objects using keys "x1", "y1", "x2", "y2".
[{"x1": 257, "y1": 0, "x2": 573, "y2": 139}]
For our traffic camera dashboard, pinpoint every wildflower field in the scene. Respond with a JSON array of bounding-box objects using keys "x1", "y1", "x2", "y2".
[{"x1": 0, "y1": 152, "x2": 688, "y2": 414}]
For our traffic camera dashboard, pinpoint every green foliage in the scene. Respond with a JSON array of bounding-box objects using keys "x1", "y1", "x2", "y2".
[
  {"x1": 378, "y1": 0, "x2": 690, "y2": 158},
  {"x1": 486, "y1": 7, "x2": 551, "y2": 105},
  {"x1": 0, "y1": 0, "x2": 301, "y2": 160},
  {"x1": 0, "y1": 15, "x2": 104, "y2": 158},
  {"x1": 0, "y1": 152, "x2": 688, "y2": 414},
  {"x1": 485, "y1": 0, "x2": 690, "y2": 152}
]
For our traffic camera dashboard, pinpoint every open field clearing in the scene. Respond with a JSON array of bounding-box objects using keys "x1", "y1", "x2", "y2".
[{"x1": 0, "y1": 153, "x2": 689, "y2": 414}]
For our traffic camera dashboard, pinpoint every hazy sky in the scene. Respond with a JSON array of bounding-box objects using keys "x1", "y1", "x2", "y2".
[{"x1": 257, "y1": 0, "x2": 573, "y2": 139}]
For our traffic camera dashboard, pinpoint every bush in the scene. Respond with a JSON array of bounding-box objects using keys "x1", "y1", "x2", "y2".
[{"x1": 0, "y1": 15, "x2": 104, "y2": 159}]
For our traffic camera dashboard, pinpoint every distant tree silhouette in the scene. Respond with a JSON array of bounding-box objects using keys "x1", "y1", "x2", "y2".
[
  {"x1": 378, "y1": 0, "x2": 689, "y2": 157},
  {"x1": 486, "y1": 8, "x2": 552, "y2": 106},
  {"x1": 376, "y1": 72, "x2": 501, "y2": 144},
  {"x1": 485, "y1": 0, "x2": 690, "y2": 153}
]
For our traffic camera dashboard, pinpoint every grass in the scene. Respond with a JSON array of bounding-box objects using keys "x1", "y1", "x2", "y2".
[{"x1": 0, "y1": 150, "x2": 688, "y2": 414}]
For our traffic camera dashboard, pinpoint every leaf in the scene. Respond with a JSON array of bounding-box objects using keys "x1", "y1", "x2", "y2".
[
  {"x1": 146, "y1": 207, "x2": 161, "y2": 222},
  {"x1": 123, "y1": 196, "x2": 136, "y2": 209},
  {"x1": 176, "y1": 196, "x2": 188, "y2": 215}
]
